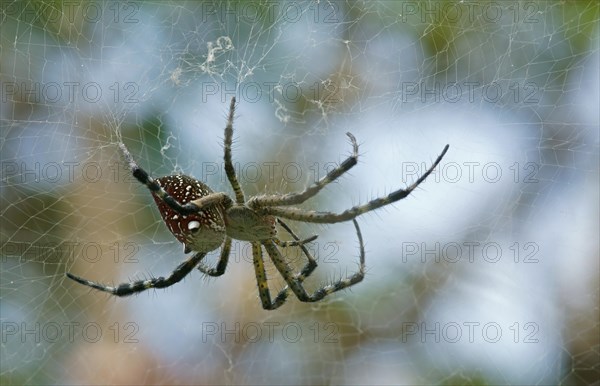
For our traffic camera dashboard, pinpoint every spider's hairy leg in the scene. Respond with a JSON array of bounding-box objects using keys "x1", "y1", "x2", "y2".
[
  {"x1": 276, "y1": 219, "x2": 318, "y2": 281},
  {"x1": 117, "y1": 142, "x2": 200, "y2": 216},
  {"x1": 252, "y1": 242, "x2": 289, "y2": 310},
  {"x1": 223, "y1": 96, "x2": 245, "y2": 205},
  {"x1": 263, "y1": 219, "x2": 365, "y2": 303},
  {"x1": 66, "y1": 252, "x2": 207, "y2": 296},
  {"x1": 251, "y1": 219, "x2": 320, "y2": 310},
  {"x1": 274, "y1": 234, "x2": 318, "y2": 248},
  {"x1": 248, "y1": 132, "x2": 359, "y2": 209},
  {"x1": 188, "y1": 192, "x2": 233, "y2": 210},
  {"x1": 260, "y1": 144, "x2": 449, "y2": 224},
  {"x1": 197, "y1": 237, "x2": 232, "y2": 276}
]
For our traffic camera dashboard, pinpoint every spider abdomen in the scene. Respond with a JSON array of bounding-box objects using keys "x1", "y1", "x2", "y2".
[{"x1": 153, "y1": 175, "x2": 226, "y2": 253}]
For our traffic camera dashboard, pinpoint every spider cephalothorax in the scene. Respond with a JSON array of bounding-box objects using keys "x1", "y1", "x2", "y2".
[{"x1": 66, "y1": 97, "x2": 449, "y2": 310}]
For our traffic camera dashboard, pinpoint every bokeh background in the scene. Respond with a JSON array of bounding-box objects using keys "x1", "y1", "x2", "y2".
[{"x1": 1, "y1": 1, "x2": 598, "y2": 385}]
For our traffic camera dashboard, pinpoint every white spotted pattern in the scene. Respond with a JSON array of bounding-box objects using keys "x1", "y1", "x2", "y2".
[{"x1": 152, "y1": 175, "x2": 226, "y2": 253}]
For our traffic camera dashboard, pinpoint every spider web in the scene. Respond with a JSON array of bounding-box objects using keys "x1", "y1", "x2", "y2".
[{"x1": 1, "y1": 1, "x2": 598, "y2": 384}]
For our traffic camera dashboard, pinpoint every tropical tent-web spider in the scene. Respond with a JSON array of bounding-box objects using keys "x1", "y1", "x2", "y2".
[{"x1": 66, "y1": 97, "x2": 449, "y2": 310}]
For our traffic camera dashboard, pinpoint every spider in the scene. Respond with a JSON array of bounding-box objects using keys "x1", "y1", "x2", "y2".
[{"x1": 66, "y1": 97, "x2": 449, "y2": 310}]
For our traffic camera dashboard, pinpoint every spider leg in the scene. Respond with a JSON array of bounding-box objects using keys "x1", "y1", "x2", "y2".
[
  {"x1": 223, "y1": 96, "x2": 245, "y2": 205},
  {"x1": 251, "y1": 219, "x2": 320, "y2": 310},
  {"x1": 252, "y1": 242, "x2": 289, "y2": 310},
  {"x1": 189, "y1": 192, "x2": 233, "y2": 210},
  {"x1": 117, "y1": 142, "x2": 201, "y2": 216},
  {"x1": 197, "y1": 237, "x2": 232, "y2": 277},
  {"x1": 260, "y1": 144, "x2": 449, "y2": 224},
  {"x1": 248, "y1": 132, "x2": 359, "y2": 209},
  {"x1": 274, "y1": 234, "x2": 317, "y2": 248},
  {"x1": 263, "y1": 219, "x2": 365, "y2": 303},
  {"x1": 276, "y1": 219, "x2": 318, "y2": 280},
  {"x1": 66, "y1": 252, "x2": 207, "y2": 296}
]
